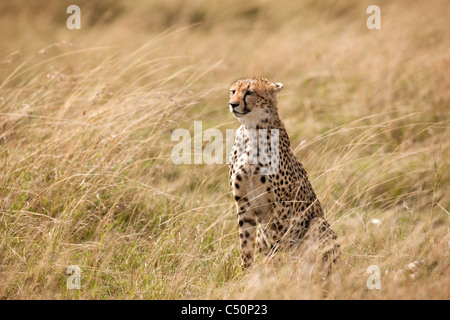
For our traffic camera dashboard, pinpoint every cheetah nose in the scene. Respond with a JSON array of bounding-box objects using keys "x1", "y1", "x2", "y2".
[{"x1": 229, "y1": 103, "x2": 239, "y2": 109}]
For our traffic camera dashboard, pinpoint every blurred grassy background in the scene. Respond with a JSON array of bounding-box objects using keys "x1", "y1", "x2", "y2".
[{"x1": 0, "y1": 0, "x2": 448, "y2": 299}]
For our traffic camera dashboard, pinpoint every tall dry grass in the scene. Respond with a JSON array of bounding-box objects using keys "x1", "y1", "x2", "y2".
[{"x1": 0, "y1": 0, "x2": 448, "y2": 299}]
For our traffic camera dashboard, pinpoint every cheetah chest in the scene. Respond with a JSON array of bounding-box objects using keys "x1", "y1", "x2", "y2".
[{"x1": 232, "y1": 144, "x2": 273, "y2": 220}]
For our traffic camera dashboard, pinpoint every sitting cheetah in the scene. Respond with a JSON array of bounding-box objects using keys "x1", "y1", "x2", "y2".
[{"x1": 228, "y1": 77, "x2": 339, "y2": 269}]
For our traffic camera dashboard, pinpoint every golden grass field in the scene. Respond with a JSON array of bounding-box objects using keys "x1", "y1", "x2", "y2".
[{"x1": 0, "y1": 0, "x2": 448, "y2": 299}]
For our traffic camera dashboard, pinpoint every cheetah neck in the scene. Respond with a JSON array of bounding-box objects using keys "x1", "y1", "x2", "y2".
[
  {"x1": 240, "y1": 109, "x2": 291, "y2": 149},
  {"x1": 241, "y1": 108, "x2": 285, "y2": 131}
]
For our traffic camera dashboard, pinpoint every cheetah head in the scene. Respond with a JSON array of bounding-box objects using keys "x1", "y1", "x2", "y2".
[{"x1": 229, "y1": 77, "x2": 283, "y2": 125}]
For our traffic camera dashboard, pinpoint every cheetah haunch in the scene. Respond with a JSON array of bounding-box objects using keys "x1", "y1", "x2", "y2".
[{"x1": 228, "y1": 77, "x2": 339, "y2": 269}]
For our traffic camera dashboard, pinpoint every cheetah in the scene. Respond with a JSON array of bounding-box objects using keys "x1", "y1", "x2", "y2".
[{"x1": 228, "y1": 77, "x2": 339, "y2": 269}]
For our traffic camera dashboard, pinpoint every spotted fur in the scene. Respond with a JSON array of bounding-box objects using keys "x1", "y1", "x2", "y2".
[{"x1": 228, "y1": 77, "x2": 340, "y2": 269}]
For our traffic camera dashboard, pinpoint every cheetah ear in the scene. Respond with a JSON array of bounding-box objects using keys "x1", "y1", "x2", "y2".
[{"x1": 272, "y1": 82, "x2": 284, "y2": 92}]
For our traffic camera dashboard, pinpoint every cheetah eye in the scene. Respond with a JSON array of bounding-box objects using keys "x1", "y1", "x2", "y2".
[
  {"x1": 230, "y1": 90, "x2": 236, "y2": 95},
  {"x1": 247, "y1": 90, "x2": 254, "y2": 95}
]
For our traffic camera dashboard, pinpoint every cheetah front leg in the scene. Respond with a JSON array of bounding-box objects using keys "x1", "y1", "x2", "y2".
[
  {"x1": 256, "y1": 202, "x2": 291, "y2": 257},
  {"x1": 235, "y1": 196, "x2": 258, "y2": 268}
]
